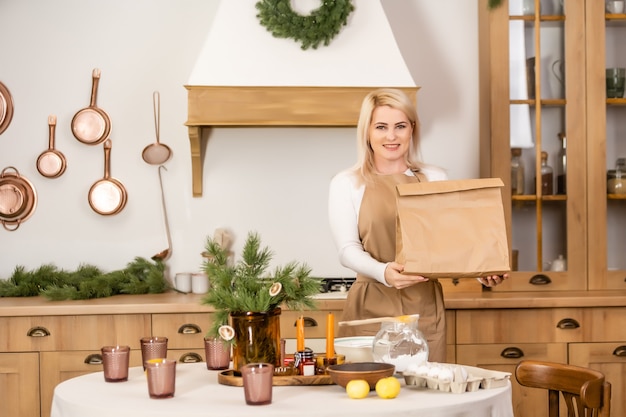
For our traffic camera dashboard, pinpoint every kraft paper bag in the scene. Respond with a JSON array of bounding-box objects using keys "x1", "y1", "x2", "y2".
[{"x1": 395, "y1": 178, "x2": 510, "y2": 278}]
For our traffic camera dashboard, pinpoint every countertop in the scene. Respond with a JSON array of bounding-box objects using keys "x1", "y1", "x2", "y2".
[{"x1": 1, "y1": 290, "x2": 626, "y2": 317}]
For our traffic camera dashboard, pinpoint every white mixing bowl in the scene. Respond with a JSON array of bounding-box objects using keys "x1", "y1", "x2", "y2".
[{"x1": 334, "y1": 336, "x2": 375, "y2": 363}]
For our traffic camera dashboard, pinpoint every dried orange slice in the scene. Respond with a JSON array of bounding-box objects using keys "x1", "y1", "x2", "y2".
[
  {"x1": 218, "y1": 325, "x2": 235, "y2": 341},
  {"x1": 269, "y1": 282, "x2": 282, "y2": 297}
]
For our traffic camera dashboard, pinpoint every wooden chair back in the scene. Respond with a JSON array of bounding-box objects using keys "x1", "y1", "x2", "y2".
[{"x1": 515, "y1": 360, "x2": 611, "y2": 417}]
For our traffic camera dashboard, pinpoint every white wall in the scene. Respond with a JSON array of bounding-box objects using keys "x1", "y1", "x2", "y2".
[{"x1": 0, "y1": 0, "x2": 479, "y2": 282}]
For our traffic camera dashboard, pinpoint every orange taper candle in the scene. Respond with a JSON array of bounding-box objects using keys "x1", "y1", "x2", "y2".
[
  {"x1": 325, "y1": 312, "x2": 335, "y2": 358},
  {"x1": 296, "y1": 315, "x2": 305, "y2": 351}
]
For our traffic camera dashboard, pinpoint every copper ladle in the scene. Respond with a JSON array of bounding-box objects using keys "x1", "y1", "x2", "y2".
[{"x1": 152, "y1": 165, "x2": 172, "y2": 261}]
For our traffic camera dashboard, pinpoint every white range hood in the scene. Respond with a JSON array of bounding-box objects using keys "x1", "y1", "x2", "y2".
[
  {"x1": 188, "y1": 0, "x2": 416, "y2": 87},
  {"x1": 185, "y1": 0, "x2": 418, "y2": 196}
]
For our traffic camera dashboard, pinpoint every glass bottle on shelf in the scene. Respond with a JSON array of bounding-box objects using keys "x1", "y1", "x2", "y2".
[
  {"x1": 556, "y1": 133, "x2": 567, "y2": 194},
  {"x1": 511, "y1": 148, "x2": 525, "y2": 195},
  {"x1": 607, "y1": 158, "x2": 626, "y2": 195},
  {"x1": 536, "y1": 151, "x2": 554, "y2": 195}
]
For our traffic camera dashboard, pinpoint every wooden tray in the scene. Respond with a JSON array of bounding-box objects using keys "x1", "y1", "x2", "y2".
[{"x1": 218, "y1": 370, "x2": 335, "y2": 387}]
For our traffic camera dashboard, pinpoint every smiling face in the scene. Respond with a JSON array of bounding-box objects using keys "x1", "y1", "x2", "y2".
[{"x1": 368, "y1": 105, "x2": 413, "y2": 174}]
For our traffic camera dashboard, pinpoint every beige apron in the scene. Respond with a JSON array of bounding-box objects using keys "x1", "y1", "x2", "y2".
[{"x1": 338, "y1": 171, "x2": 447, "y2": 363}]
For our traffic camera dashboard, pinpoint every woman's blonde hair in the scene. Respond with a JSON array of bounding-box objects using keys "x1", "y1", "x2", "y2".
[{"x1": 353, "y1": 88, "x2": 423, "y2": 182}]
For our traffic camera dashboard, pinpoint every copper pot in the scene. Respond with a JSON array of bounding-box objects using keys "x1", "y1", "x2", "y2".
[
  {"x1": 0, "y1": 167, "x2": 37, "y2": 231},
  {"x1": 0, "y1": 81, "x2": 15, "y2": 135}
]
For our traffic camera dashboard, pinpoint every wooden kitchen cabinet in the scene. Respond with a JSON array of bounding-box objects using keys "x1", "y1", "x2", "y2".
[
  {"x1": 0, "y1": 295, "x2": 347, "y2": 417},
  {"x1": 479, "y1": 0, "x2": 626, "y2": 292},
  {"x1": 39, "y1": 350, "x2": 144, "y2": 417},
  {"x1": 456, "y1": 308, "x2": 575, "y2": 417},
  {"x1": 1, "y1": 314, "x2": 151, "y2": 417},
  {"x1": 479, "y1": 1, "x2": 626, "y2": 410},
  {"x1": 457, "y1": 343, "x2": 567, "y2": 417},
  {"x1": 455, "y1": 306, "x2": 625, "y2": 417},
  {"x1": 151, "y1": 313, "x2": 217, "y2": 365},
  {"x1": 2, "y1": 293, "x2": 623, "y2": 417},
  {"x1": 152, "y1": 313, "x2": 215, "y2": 349},
  {"x1": 0, "y1": 352, "x2": 40, "y2": 417},
  {"x1": 0, "y1": 314, "x2": 151, "y2": 352},
  {"x1": 479, "y1": 0, "x2": 587, "y2": 291},
  {"x1": 456, "y1": 308, "x2": 584, "y2": 345},
  {"x1": 586, "y1": 1, "x2": 626, "y2": 290}
]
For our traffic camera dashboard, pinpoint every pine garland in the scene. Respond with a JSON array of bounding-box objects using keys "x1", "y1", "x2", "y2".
[
  {"x1": 0, "y1": 257, "x2": 168, "y2": 300},
  {"x1": 255, "y1": 0, "x2": 355, "y2": 50}
]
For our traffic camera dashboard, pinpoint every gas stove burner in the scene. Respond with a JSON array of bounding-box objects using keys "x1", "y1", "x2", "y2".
[{"x1": 320, "y1": 277, "x2": 356, "y2": 293}]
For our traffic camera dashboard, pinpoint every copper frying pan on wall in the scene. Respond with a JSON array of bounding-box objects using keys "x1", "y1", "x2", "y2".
[
  {"x1": 0, "y1": 167, "x2": 37, "y2": 231},
  {"x1": 37, "y1": 115, "x2": 67, "y2": 178},
  {"x1": 0, "y1": 81, "x2": 15, "y2": 135},
  {"x1": 88, "y1": 139, "x2": 127, "y2": 215},
  {"x1": 71, "y1": 68, "x2": 111, "y2": 145}
]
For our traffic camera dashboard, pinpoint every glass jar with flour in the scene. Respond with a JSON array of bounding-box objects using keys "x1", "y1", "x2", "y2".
[{"x1": 372, "y1": 314, "x2": 429, "y2": 373}]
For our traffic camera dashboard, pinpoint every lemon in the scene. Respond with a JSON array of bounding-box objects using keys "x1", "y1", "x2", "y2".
[
  {"x1": 375, "y1": 376, "x2": 401, "y2": 399},
  {"x1": 346, "y1": 379, "x2": 370, "y2": 399}
]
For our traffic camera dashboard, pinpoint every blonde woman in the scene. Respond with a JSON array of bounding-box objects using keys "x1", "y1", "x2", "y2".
[{"x1": 328, "y1": 89, "x2": 506, "y2": 362}]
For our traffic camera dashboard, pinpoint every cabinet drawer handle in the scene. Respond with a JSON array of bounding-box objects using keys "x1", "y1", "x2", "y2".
[
  {"x1": 84, "y1": 354, "x2": 103, "y2": 365},
  {"x1": 613, "y1": 345, "x2": 626, "y2": 357},
  {"x1": 178, "y1": 323, "x2": 202, "y2": 334},
  {"x1": 556, "y1": 318, "x2": 580, "y2": 329},
  {"x1": 179, "y1": 352, "x2": 203, "y2": 363},
  {"x1": 27, "y1": 326, "x2": 51, "y2": 337},
  {"x1": 293, "y1": 317, "x2": 318, "y2": 327},
  {"x1": 529, "y1": 274, "x2": 552, "y2": 285},
  {"x1": 500, "y1": 347, "x2": 524, "y2": 359}
]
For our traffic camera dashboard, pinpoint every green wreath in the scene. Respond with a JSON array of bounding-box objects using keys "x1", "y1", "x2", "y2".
[{"x1": 255, "y1": 0, "x2": 355, "y2": 50}]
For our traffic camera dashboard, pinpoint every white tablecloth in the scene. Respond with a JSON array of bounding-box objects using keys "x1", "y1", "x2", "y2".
[{"x1": 51, "y1": 363, "x2": 514, "y2": 417}]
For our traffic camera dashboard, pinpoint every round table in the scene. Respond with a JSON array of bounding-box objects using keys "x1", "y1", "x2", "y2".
[{"x1": 51, "y1": 362, "x2": 514, "y2": 417}]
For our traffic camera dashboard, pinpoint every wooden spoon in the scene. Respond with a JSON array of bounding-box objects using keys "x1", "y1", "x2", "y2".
[{"x1": 338, "y1": 314, "x2": 418, "y2": 327}]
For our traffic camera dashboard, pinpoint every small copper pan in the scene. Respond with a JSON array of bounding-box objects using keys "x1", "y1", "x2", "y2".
[
  {"x1": 71, "y1": 68, "x2": 111, "y2": 145},
  {"x1": 88, "y1": 139, "x2": 127, "y2": 215},
  {"x1": 37, "y1": 115, "x2": 67, "y2": 178},
  {"x1": 0, "y1": 81, "x2": 15, "y2": 136}
]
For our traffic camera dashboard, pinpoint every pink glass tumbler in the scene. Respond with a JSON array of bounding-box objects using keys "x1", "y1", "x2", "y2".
[
  {"x1": 101, "y1": 345, "x2": 130, "y2": 382},
  {"x1": 140, "y1": 336, "x2": 168, "y2": 370},
  {"x1": 204, "y1": 337, "x2": 231, "y2": 370},
  {"x1": 241, "y1": 363, "x2": 274, "y2": 405},
  {"x1": 145, "y1": 359, "x2": 177, "y2": 399}
]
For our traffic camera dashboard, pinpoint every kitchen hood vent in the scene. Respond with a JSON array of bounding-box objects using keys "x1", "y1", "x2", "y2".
[{"x1": 185, "y1": 0, "x2": 418, "y2": 196}]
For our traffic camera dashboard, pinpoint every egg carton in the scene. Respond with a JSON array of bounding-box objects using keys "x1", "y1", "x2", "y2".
[{"x1": 403, "y1": 364, "x2": 511, "y2": 393}]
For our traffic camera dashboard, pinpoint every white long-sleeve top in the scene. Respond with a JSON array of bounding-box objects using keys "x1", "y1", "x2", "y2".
[{"x1": 328, "y1": 167, "x2": 448, "y2": 285}]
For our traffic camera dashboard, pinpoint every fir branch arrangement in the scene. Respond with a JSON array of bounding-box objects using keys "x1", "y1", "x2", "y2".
[
  {"x1": 0, "y1": 257, "x2": 168, "y2": 300},
  {"x1": 255, "y1": 0, "x2": 355, "y2": 50},
  {"x1": 201, "y1": 231, "x2": 321, "y2": 339}
]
